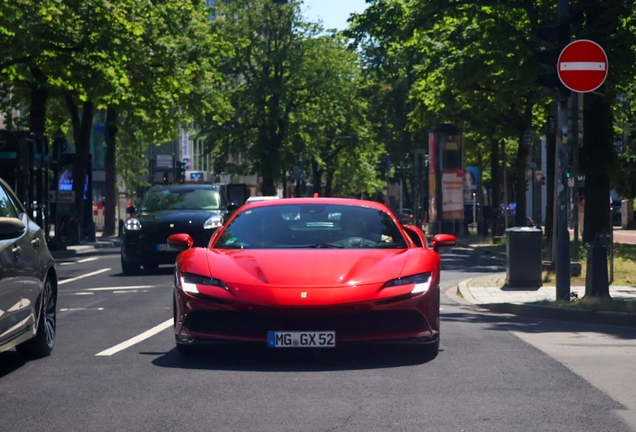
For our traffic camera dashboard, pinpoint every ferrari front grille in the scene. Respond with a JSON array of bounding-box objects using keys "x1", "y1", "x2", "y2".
[{"x1": 184, "y1": 309, "x2": 426, "y2": 338}]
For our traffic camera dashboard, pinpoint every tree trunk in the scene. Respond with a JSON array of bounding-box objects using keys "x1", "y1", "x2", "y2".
[
  {"x1": 489, "y1": 137, "x2": 500, "y2": 238},
  {"x1": 28, "y1": 74, "x2": 48, "y2": 136},
  {"x1": 513, "y1": 136, "x2": 530, "y2": 227},
  {"x1": 311, "y1": 160, "x2": 322, "y2": 196},
  {"x1": 103, "y1": 106, "x2": 118, "y2": 237},
  {"x1": 66, "y1": 95, "x2": 94, "y2": 244},
  {"x1": 581, "y1": 92, "x2": 615, "y2": 245}
]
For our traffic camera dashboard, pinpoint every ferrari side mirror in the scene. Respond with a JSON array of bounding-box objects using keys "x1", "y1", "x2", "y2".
[
  {"x1": 168, "y1": 233, "x2": 194, "y2": 251},
  {"x1": 430, "y1": 234, "x2": 457, "y2": 252}
]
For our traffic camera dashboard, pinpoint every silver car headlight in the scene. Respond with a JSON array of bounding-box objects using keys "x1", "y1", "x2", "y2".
[
  {"x1": 383, "y1": 272, "x2": 432, "y2": 294},
  {"x1": 124, "y1": 218, "x2": 142, "y2": 231},
  {"x1": 203, "y1": 215, "x2": 223, "y2": 230}
]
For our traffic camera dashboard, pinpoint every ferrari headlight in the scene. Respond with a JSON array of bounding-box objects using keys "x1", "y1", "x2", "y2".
[
  {"x1": 384, "y1": 272, "x2": 432, "y2": 294},
  {"x1": 179, "y1": 272, "x2": 229, "y2": 294},
  {"x1": 124, "y1": 218, "x2": 142, "y2": 231},
  {"x1": 203, "y1": 215, "x2": 223, "y2": 230}
]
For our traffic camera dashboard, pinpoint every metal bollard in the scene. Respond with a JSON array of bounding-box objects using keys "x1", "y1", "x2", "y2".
[{"x1": 585, "y1": 236, "x2": 610, "y2": 297}]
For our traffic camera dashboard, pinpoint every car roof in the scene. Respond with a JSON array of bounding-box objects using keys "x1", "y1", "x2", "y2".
[
  {"x1": 148, "y1": 183, "x2": 221, "y2": 192},
  {"x1": 245, "y1": 195, "x2": 280, "y2": 203},
  {"x1": 239, "y1": 197, "x2": 391, "y2": 212}
]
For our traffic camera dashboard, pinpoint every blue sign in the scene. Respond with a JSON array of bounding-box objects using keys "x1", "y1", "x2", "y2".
[{"x1": 190, "y1": 172, "x2": 204, "y2": 181}]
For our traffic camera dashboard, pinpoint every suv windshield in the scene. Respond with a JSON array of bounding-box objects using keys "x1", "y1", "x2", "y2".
[{"x1": 141, "y1": 188, "x2": 221, "y2": 212}]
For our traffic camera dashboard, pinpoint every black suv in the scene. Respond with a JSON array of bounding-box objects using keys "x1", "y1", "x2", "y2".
[{"x1": 120, "y1": 184, "x2": 235, "y2": 274}]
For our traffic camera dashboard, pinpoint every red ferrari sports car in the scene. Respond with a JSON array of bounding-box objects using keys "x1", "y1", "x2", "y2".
[{"x1": 168, "y1": 197, "x2": 456, "y2": 356}]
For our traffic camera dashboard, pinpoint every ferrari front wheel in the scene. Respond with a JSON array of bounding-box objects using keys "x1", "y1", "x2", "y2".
[{"x1": 176, "y1": 342, "x2": 199, "y2": 357}]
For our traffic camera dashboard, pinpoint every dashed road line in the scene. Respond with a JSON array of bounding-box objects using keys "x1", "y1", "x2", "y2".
[
  {"x1": 86, "y1": 285, "x2": 155, "y2": 291},
  {"x1": 58, "y1": 268, "x2": 111, "y2": 285},
  {"x1": 95, "y1": 319, "x2": 173, "y2": 356}
]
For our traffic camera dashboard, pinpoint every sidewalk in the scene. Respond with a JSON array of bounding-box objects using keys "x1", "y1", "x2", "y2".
[
  {"x1": 49, "y1": 234, "x2": 122, "y2": 259},
  {"x1": 456, "y1": 273, "x2": 636, "y2": 328}
]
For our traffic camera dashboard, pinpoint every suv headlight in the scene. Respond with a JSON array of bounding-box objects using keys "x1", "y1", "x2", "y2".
[
  {"x1": 203, "y1": 215, "x2": 223, "y2": 230},
  {"x1": 383, "y1": 272, "x2": 432, "y2": 294},
  {"x1": 124, "y1": 218, "x2": 142, "y2": 231}
]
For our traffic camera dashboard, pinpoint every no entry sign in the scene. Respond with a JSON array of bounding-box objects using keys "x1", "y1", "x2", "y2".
[{"x1": 557, "y1": 40, "x2": 608, "y2": 93}]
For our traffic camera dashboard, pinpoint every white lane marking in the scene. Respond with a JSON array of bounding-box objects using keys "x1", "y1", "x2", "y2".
[
  {"x1": 78, "y1": 257, "x2": 99, "y2": 263},
  {"x1": 113, "y1": 290, "x2": 138, "y2": 294},
  {"x1": 73, "y1": 292, "x2": 95, "y2": 296},
  {"x1": 59, "y1": 262, "x2": 75, "y2": 266},
  {"x1": 95, "y1": 319, "x2": 173, "y2": 357},
  {"x1": 58, "y1": 268, "x2": 111, "y2": 285},
  {"x1": 60, "y1": 307, "x2": 105, "y2": 312},
  {"x1": 86, "y1": 285, "x2": 155, "y2": 292}
]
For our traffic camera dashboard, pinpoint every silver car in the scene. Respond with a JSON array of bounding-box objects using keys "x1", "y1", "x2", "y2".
[{"x1": 0, "y1": 178, "x2": 57, "y2": 358}]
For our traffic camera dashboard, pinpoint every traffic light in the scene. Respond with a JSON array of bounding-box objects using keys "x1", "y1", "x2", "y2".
[
  {"x1": 537, "y1": 22, "x2": 570, "y2": 89},
  {"x1": 162, "y1": 171, "x2": 170, "y2": 184},
  {"x1": 176, "y1": 161, "x2": 186, "y2": 184}
]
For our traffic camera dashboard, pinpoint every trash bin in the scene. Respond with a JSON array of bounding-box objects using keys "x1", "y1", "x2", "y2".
[{"x1": 506, "y1": 227, "x2": 542, "y2": 288}]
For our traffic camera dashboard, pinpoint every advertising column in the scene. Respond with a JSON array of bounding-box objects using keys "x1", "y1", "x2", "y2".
[{"x1": 428, "y1": 125, "x2": 463, "y2": 235}]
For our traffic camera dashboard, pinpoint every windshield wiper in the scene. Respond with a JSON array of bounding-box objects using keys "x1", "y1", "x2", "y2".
[
  {"x1": 280, "y1": 243, "x2": 344, "y2": 249},
  {"x1": 308, "y1": 243, "x2": 344, "y2": 249}
]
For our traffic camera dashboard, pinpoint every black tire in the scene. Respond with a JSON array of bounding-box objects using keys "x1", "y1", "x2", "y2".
[
  {"x1": 121, "y1": 255, "x2": 140, "y2": 275},
  {"x1": 417, "y1": 337, "x2": 439, "y2": 358},
  {"x1": 176, "y1": 342, "x2": 199, "y2": 357},
  {"x1": 16, "y1": 276, "x2": 56, "y2": 359},
  {"x1": 143, "y1": 262, "x2": 159, "y2": 273}
]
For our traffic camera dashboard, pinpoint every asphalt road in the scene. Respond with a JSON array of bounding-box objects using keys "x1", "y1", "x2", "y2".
[{"x1": 1, "y1": 247, "x2": 635, "y2": 431}]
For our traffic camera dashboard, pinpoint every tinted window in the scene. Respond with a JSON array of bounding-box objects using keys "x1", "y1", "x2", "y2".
[
  {"x1": 216, "y1": 204, "x2": 408, "y2": 249},
  {"x1": 141, "y1": 188, "x2": 221, "y2": 212}
]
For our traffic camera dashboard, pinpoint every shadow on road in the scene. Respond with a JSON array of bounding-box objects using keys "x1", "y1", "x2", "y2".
[
  {"x1": 439, "y1": 246, "x2": 506, "y2": 273},
  {"x1": 0, "y1": 351, "x2": 28, "y2": 378},
  {"x1": 443, "y1": 303, "x2": 636, "y2": 340},
  {"x1": 150, "y1": 343, "x2": 437, "y2": 372}
]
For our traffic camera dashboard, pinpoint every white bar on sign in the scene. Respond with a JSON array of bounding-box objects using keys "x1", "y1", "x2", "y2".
[{"x1": 559, "y1": 62, "x2": 606, "y2": 71}]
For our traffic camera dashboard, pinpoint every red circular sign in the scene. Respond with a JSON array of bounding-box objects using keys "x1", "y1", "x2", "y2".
[{"x1": 557, "y1": 40, "x2": 608, "y2": 93}]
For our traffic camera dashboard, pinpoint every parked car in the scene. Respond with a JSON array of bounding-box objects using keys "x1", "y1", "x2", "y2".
[
  {"x1": 168, "y1": 197, "x2": 457, "y2": 357},
  {"x1": 120, "y1": 183, "x2": 236, "y2": 275},
  {"x1": 395, "y1": 208, "x2": 415, "y2": 225},
  {"x1": 0, "y1": 178, "x2": 57, "y2": 358},
  {"x1": 611, "y1": 190, "x2": 622, "y2": 226}
]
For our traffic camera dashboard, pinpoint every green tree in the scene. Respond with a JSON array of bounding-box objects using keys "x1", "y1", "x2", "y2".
[{"x1": 208, "y1": 0, "x2": 377, "y2": 197}]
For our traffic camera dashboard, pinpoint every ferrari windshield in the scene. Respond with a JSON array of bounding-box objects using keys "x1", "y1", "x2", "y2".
[
  {"x1": 215, "y1": 204, "x2": 408, "y2": 249},
  {"x1": 140, "y1": 188, "x2": 221, "y2": 212}
]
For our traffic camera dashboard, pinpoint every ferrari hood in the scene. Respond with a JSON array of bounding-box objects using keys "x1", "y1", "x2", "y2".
[{"x1": 207, "y1": 249, "x2": 410, "y2": 287}]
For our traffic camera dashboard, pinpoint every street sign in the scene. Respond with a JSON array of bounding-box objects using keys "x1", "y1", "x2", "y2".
[
  {"x1": 48, "y1": 190, "x2": 74, "y2": 203},
  {"x1": 534, "y1": 171, "x2": 544, "y2": 183},
  {"x1": 189, "y1": 171, "x2": 204, "y2": 182},
  {"x1": 156, "y1": 154, "x2": 173, "y2": 168},
  {"x1": 557, "y1": 39, "x2": 608, "y2": 93}
]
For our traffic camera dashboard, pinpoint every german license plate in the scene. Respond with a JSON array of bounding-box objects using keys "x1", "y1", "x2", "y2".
[
  {"x1": 267, "y1": 331, "x2": 336, "y2": 348},
  {"x1": 157, "y1": 243, "x2": 177, "y2": 251}
]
